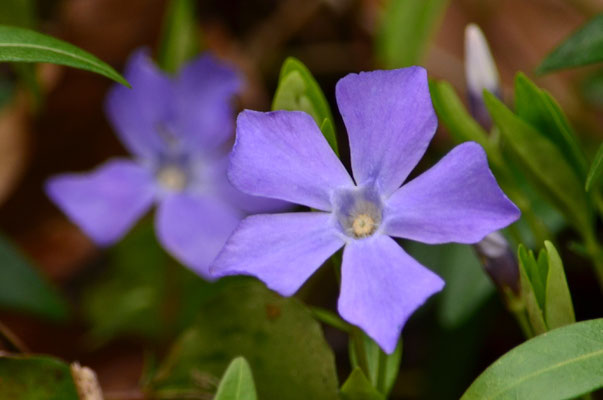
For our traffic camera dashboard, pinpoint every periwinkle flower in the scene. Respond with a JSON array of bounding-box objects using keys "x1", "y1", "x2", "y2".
[
  {"x1": 212, "y1": 67, "x2": 520, "y2": 353},
  {"x1": 46, "y1": 50, "x2": 285, "y2": 278}
]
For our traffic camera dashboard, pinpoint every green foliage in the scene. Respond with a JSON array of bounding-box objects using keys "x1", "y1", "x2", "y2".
[
  {"x1": 376, "y1": 0, "x2": 449, "y2": 68},
  {"x1": 406, "y1": 242, "x2": 494, "y2": 329},
  {"x1": 537, "y1": 14, "x2": 603, "y2": 74},
  {"x1": 340, "y1": 368, "x2": 384, "y2": 400},
  {"x1": 0, "y1": 25, "x2": 129, "y2": 86},
  {"x1": 214, "y1": 357, "x2": 257, "y2": 400},
  {"x1": 82, "y1": 222, "x2": 216, "y2": 344},
  {"x1": 0, "y1": 354, "x2": 79, "y2": 399},
  {"x1": 0, "y1": 234, "x2": 68, "y2": 320},
  {"x1": 586, "y1": 143, "x2": 603, "y2": 192},
  {"x1": 158, "y1": 0, "x2": 200, "y2": 73},
  {"x1": 149, "y1": 278, "x2": 339, "y2": 400},
  {"x1": 428, "y1": 80, "x2": 494, "y2": 156},
  {"x1": 484, "y1": 91, "x2": 592, "y2": 236},
  {"x1": 517, "y1": 242, "x2": 575, "y2": 336},
  {"x1": 272, "y1": 57, "x2": 338, "y2": 155},
  {"x1": 514, "y1": 73, "x2": 588, "y2": 181},
  {"x1": 349, "y1": 333, "x2": 402, "y2": 396},
  {"x1": 461, "y1": 318, "x2": 603, "y2": 400}
]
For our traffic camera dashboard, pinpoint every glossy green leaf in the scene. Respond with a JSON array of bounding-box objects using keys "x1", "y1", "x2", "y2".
[
  {"x1": 150, "y1": 279, "x2": 339, "y2": 400},
  {"x1": 376, "y1": 0, "x2": 449, "y2": 68},
  {"x1": 340, "y1": 368, "x2": 384, "y2": 400},
  {"x1": 0, "y1": 25, "x2": 129, "y2": 86},
  {"x1": 272, "y1": 57, "x2": 338, "y2": 155},
  {"x1": 0, "y1": 234, "x2": 68, "y2": 320},
  {"x1": 158, "y1": 0, "x2": 200, "y2": 73},
  {"x1": 214, "y1": 357, "x2": 257, "y2": 400},
  {"x1": 484, "y1": 91, "x2": 592, "y2": 235},
  {"x1": 514, "y1": 73, "x2": 587, "y2": 180},
  {"x1": 586, "y1": 143, "x2": 603, "y2": 192},
  {"x1": 543, "y1": 241, "x2": 575, "y2": 330},
  {"x1": 429, "y1": 80, "x2": 493, "y2": 155},
  {"x1": 537, "y1": 14, "x2": 603, "y2": 74},
  {"x1": 461, "y1": 318, "x2": 603, "y2": 400},
  {"x1": 0, "y1": 354, "x2": 79, "y2": 399}
]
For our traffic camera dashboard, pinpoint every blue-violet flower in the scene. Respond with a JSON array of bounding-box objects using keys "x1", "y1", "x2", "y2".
[
  {"x1": 211, "y1": 67, "x2": 520, "y2": 353},
  {"x1": 46, "y1": 50, "x2": 285, "y2": 278}
]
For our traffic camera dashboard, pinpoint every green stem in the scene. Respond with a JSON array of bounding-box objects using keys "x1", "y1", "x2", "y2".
[{"x1": 376, "y1": 348, "x2": 388, "y2": 394}]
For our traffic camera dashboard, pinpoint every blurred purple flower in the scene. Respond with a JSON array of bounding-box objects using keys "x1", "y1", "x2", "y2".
[
  {"x1": 212, "y1": 67, "x2": 520, "y2": 353},
  {"x1": 46, "y1": 50, "x2": 285, "y2": 278}
]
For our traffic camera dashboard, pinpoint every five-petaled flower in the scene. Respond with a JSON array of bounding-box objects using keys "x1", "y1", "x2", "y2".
[
  {"x1": 211, "y1": 67, "x2": 520, "y2": 353},
  {"x1": 46, "y1": 50, "x2": 285, "y2": 278}
]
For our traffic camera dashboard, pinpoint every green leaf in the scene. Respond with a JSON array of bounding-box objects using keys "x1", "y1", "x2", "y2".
[
  {"x1": 586, "y1": 143, "x2": 603, "y2": 192},
  {"x1": 150, "y1": 279, "x2": 339, "y2": 400},
  {"x1": 349, "y1": 334, "x2": 402, "y2": 396},
  {"x1": 214, "y1": 357, "x2": 257, "y2": 400},
  {"x1": 514, "y1": 73, "x2": 588, "y2": 181},
  {"x1": 0, "y1": 354, "x2": 79, "y2": 399},
  {"x1": 0, "y1": 25, "x2": 129, "y2": 86},
  {"x1": 0, "y1": 233, "x2": 68, "y2": 320},
  {"x1": 484, "y1": 91, "x2": 592, "y2": 235},
  {"x1": 517, "y1": 245, "x2": 547, "y2": 336},
  {"x1": 272, "y1": 57, "x2": 338, "y2": 155},
  {"x1": 158, "y1": 0, "x2": 200, "y2": 73},
  {"x1": 429, "y1": 80, "x2": 493, "y2": 156},
  {"x1": 460, "y1": 318, "x2": 603, "y2": 400},
  {"x1": 376, "y1": 0, "x2": 449, "y2": 68},
  {"x1": 406, "y1": 242, "x2": 494, "y2": 329},
  {"x1": 340, "y1": 368, "x2": 384, "y2": 400},
  {"x1": 537, "y1": 14, "x2": 603, "y2": 74},
  {"x1": 82, "y1": 221, "x2": 216, "y2": 344},
  {"x1": 543, "y1": 241, "x2": 575, "y2": 330}
]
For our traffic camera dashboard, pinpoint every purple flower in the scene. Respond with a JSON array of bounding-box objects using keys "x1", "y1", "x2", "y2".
[
  {"x1": 211, "y1": 67, "x2": 520, "y2": 353},
  {"x1": 46, "y1": 50, "x2": 285, "y2": 278}
]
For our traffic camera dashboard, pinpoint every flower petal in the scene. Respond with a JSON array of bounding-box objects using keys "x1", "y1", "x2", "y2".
[
  {"x1": 212, "y1": 212, "x2": 345, "y2": 296},
  {"x1": 173, "y1": 54, "x2": 242, "y2": 152},
  {"x1": 229, "y1": 110, "x2": 354, "y2": 211},
  {"x1": 45, "y1": 159, "x2": 156, "y2": 245},
  {"x1": 105, "y1": 49, "x2": 174, "y2": 160},
  {"x1": 155, "y1": 193, "x2": 243, "y2": 279},
  {"x1": 338, "y1": 235, "x2": 444, "y2": 353},
  {"x1": 384, "y1": 142, "x2": 520, "y2": 244},
  {"x1": 336, "y1": 67, "x2": 437, "y2": 195}
]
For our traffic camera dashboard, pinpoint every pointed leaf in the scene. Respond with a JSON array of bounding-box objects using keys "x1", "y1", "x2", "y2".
[
  {"x1": 514, "y1": 73, "x2": 588, "y2": 180},
  {"x1": 461, "y1": 318, "x2": 603, "y2": 400},
  {"x1": 484, "y1": 91, "x2": 591, "y2": 235},
  {"x1": 0, "y1": 25, "x2": 129, "y2": 86},
  {"x1": 543, "y1": 241, "x2": 575, "y2": 330},
  {"x1": 340, "y1": 368, "x2": 384, "y2": 400},
  {"x1": 586, "y1": 143, "x2": 603, "y2": 192},
  {"x1": 214, "y1": 357, "x2": 257, "y2": 400},
  {"x1": 272, "y1": 57, "x2": 338, "y2": 155},
  {"x1": 537, "y1": 14, "x2": 603, "y2": 74},
  {"x1": 517, "y1": 245, "x2": 547, "y2": 336},
  {"x1": 0, "y1": 234, "x2": 68, "y2": 320}
]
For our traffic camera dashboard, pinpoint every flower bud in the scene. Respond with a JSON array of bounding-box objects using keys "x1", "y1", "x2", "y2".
[
  {"x1": 464, "y1": 23, "x2": 501, "y2": 129},
  {"x1": 474, "y1": 232, "x2": 520, "y2": 295}
]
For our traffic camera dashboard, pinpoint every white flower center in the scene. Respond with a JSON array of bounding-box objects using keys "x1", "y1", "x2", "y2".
[
  {"x1": 157, "y1": 165, "x2": 187, "y2": 191},
  {"x1": 333, "y1": 185, "x2": 383, "y2": 239}
]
